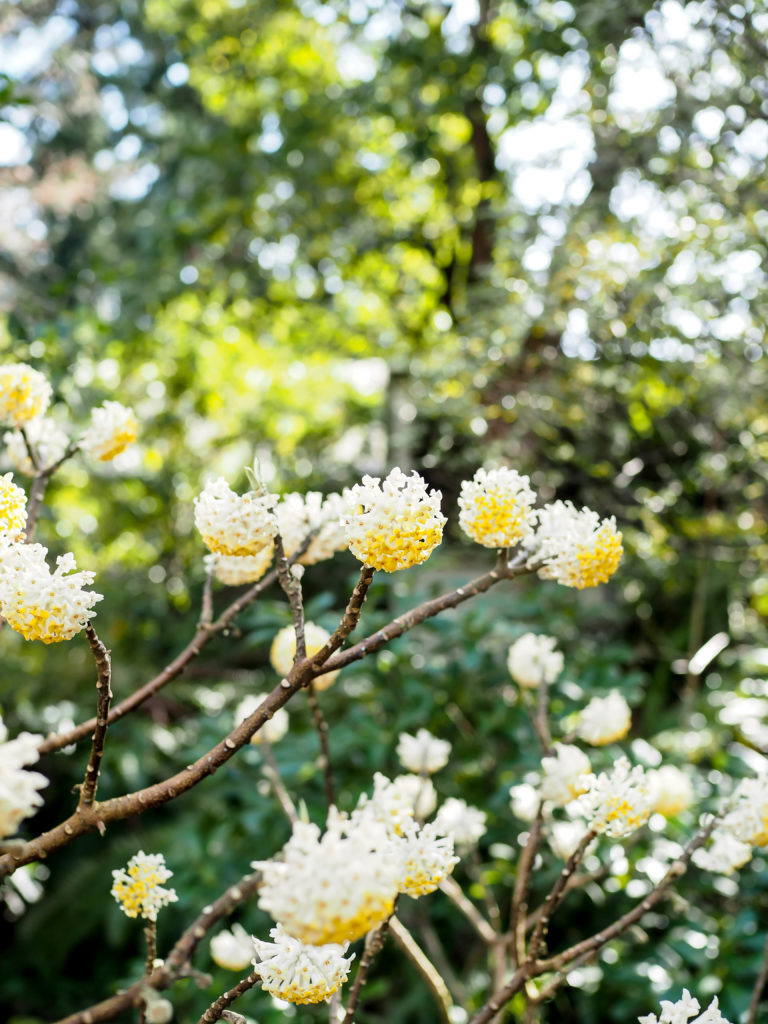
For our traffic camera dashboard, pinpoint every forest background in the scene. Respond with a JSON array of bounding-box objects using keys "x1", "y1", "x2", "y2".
[{"x1": 1, "y1": 0, "x2": 767, "y2": 1021}]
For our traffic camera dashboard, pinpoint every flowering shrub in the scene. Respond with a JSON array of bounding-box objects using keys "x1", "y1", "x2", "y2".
[{"x1": 1, "y1": 361, "x2": 767, "y2": 1024}]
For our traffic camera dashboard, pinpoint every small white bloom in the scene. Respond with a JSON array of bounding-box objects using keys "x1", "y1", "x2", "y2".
[
  {"x1": 0, "y1": 472, "x2": 27, "y2": 540},
  {"x1": 396, "y1": 728, "x2": 451, "y2": 774},
  {"x1": 4, "y1": 417, "x2": 68, "y2": 475},
  {"x1": 270, "y1": 622, "x2": 339, "y2": 690},
  {"x1": 210, "y1": 922, "x2": 255, "y2": 971},
  {"x1": 235, "y1": 693, "x2": 289, "y2": 745},
  {"x1": 458, "y1": 467, "x2": 537, "y2": 548},
  {"x1": 540, "y1": 744, "x2": 592, "y2": 807},
  {"x1": 509, "y1": 782, "x2": 540, "y2": 822},
  {"x1": 506, "y1": 633, "x2": 563, "y2": 690},
  {"x1": 576, "y1": 757, "x2": 652, "y2": 838},
  {"x1": 0, "y1": 714, "x2": 48, "y2": 840},
  {"x1": 80, "y1": 401, "x2": 138, "y2": 461},
  {"x1": 433, "y1": 798, "x2": 487, "y2": 848},
  {"x1": 277, "y1": 491, "x2": 349, "y2": 565},
  {"x1": 343, "y1": 467, "x2": 446, "y2": 572},
  {"x1": 111, "y1": 851, "x2": 177, "y2": 921},
  {"x1": 390, "y1": 774, "x2": 438, "y2": 820},
  {"x1": 647, "y1": 766, "x2": 695, "y2": 818},
  {"x1": 252, "y1": 924, "x2": 354, "y2": 1005},
  {"x1": 638, "y1": 990, "x2": 732, "y2": 1024},
  {"x1": 194, "y1": 477, "x2": 278, "y2": 557},
  {"x1": 352, "y1": 771, "x2": 419, "y2": 836},
  {"x1": 548, "y1": 819, "x2": 591, "y2": 860},
  {"x1": 525, "y1": 500, "x2": 623, "y2": 589},
  {"x1": 204, "y1": 547, "x2": 274, "y2": 587},
  {"x1": 722, "y1": 775, "x2": 768, "y2": 847},
  {"x1": 578, "y1": 691, "x2": 632, "y2": 746},
  {"x1": 0, "y1": 363, "x2": 52, "y2": 427},
  {"x1": 692, "y1": 829, "x2": 752, "y2": 875},
  {"x1": 396, "y1": 820, "x2": 459, "y2": 897}
]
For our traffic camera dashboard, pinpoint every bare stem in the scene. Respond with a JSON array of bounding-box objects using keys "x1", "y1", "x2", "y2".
[
  {"x1": 440, "y1": 875, "x2": 497, "y2": 946},
  {"x1": 307, "y1": 682, "x2": 336, "y2": 808},
  {"x1": 526, "y1": 830, "x2": 597, "y2": 961},
  {"x1": 747, "y1": 929, "x2": 768, "y2": 1024},
  {"x1": 78, "y1": 625, "x2": 113, "y2": 809},
  {"x1": 342, "y1": 917, "x2": 393, "y2": 1024},
  {"x1": 259, "y1": 735, "x2": 298, "y2": 823},
  {"x1": 509, "y1": 805, "x2": 544, "y2": 965},
  {"x1": 390, "y1": 915, "x2": 454, "y2": 1024},
  {"x1": 197, "y1": 970, "x2": 261, "y2": 1024}
]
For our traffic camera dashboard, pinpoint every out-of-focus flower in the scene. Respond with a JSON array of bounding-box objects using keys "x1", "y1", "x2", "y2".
[
  {"x1": 578, "y1": 691, "x2": 632, "y2": 746},
  {"x1": 0, "y1": 363, "x2": 52, "y2": 427},
  {"x1": 722, "y1": 775, "x2": 768, "y2": 847},
  {"x1": 396, "y1": 821, "x2": 458, "y2": 897},
  {"x1": 389, "y1": 773, "x2": 438, "y2": 820},
  {"x1": 352, "y1": 771, "x2": 420, "y2": 836},
  {"x1": 692, "y1": 829, "x2": 752, "y2": 875},
  {"x1": 434, "y1": 798, "x2": 487, "y2": 848},
  {"x1": 80, "y1": 401, "x2": 138, "y2": 461},
  {"x1": 270, "y1": 622, "x2": 339, "y2": 690},
  {"x1": 0, "y1": 472, "x2": 27, "y2": 540},
  {"x1": 111, "y1": 851, "x2": 177, "y2": 920},
  {"x1": 235, "y1": 693, "x2": 289, "y2": 745},
  {"x1": 509, "y1": 782, "x2": 540, "y2": 822},
  {"x1": 4, "y1": 417, "x2": 68, "y2": 474},
  {"x1": 210, "y1": 922, "x2": 255, "y2": 971},
  {"x1": 526, "y1": 501, "x2": 623, "y2": 589},
  {"x1": 458, "y1": 467, "x2": 537, "y2": 548},
  {"x1": 0, "y1": 714, "x2": 48, "y2": 840},
  {"x1": 540, "y1": 744, "x2": 592, "y2": 806},
  {"x1": 648, "y1": 766, "x2": 695, "y2": 818},
  {"x1": 277, "y1": 491, "x2": 348, "y2": 564},
  {"x1": 396, "y1": 728, "x2": 451, "y2": 774},
  {"x1": 194, "y1": 477, "x2": 278, "y2": 557},
  {"x1": 252, "y1": 924, "x2": 354, "y2": 1005},
  {"x1": 638, "y1": 990, "x2": 732, "y2": 1024},
  {"x1": 576, "y1": 757, "x2": 652, "y2": 838},
  {"x1": 548, "y1": 819, "x2": 591, "y2": 860},
  {"x1": 204, "y1": 547, "x2": 274, "y2": 587},
  {"x1": 343, "y1": 468, "x2": 446, "y2": 572},
  {"x1": 507, "y1": 633, "x2": 563, "y2": 690},
  {"x1": 0, "y1": 544, "x2": 103, "y2": 643}
]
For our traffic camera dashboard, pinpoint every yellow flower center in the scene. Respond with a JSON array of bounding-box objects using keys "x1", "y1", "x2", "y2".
[
  {"x1": 289, "y1": 892, "x2": 395, "y2": 946},
  {"x1": 575, "y1": 523, "x2": 623, "y2": 589},
  {"x1": 96, "y1": 418, "x2": 138, "y2": 461},
  {"x1": 463, "y1": 491, "x2": 529, "y2": 547}
]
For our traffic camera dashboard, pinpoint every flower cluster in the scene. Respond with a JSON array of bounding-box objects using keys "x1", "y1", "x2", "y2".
[
  {"x1": 396, "y1": 728, "x2": 451, "y2": 774},
  {"x1": 693, "y1": 829, "x2": 752, "y2": 875},
  {"x1": 638, "y1": 990, "x2": 732, "y2": 1024},
  {"x1": 0, "y1": 363, "x2": 52, "y2": 427},
  {"x1": 526, "y1": 500, "x2": 623, "y2": 589},
  {"x1": 210, "y1": 922, "x2": 257, "y2": 971},
  {"x1": 576, "y1": 757, "x2": 652, "y2": 838},
  {"x1": 194, "y1": 477, "x2": 278, "y2": 557},
  {"x1": 0, "y1": 472, "x2": 27, "y2": 540},
  {"x1": 0, "y1": 714, "x2": 48, "y2": 840},
  {"x1": 4, "y1": 417, "x2": 68, "y2": 475},
  {"x1": 270, "y1": 622, "x2": 339, "y2": 689},
  {"x1": 276, "y1": 491, "x2": 348, "y2": 564},
  {"x1": 343, "y1": 468, "x2": 446, "y2": 572},
  {"x1": 648, "y1": 765, "x2": 695, "y2": 818},
  {"x1": 507, "y1": 633, "x2": 564, "y2": 690},
  {"x1": 252, "y1": 924, "x2": 354, "y2": 1004},
  {"x1": 540, "y1": 743, "x2": 592, "y2": 807},
  {"x1": 111, "y1": 851, "x2": 178, "y2": 921},
  {"x1": 578, "y1": 691, "x2": 632, "y2": 746},
  {"x1": 80, "y1": 401, "x2": 138, "y2": 461},
  {"x1": 204, "y1": 547, "x2": 274, "y2": 587},
  {"x1": 458, "y1": 467, "x2": 537, "y2": 548},
  {"x1": 433, "y1": 798, "x2": 487, "y2": 849}
]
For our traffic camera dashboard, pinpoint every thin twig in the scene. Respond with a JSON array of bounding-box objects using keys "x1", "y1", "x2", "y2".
[
  {"x1": 259, "y1": 735, "x2": 298, "y2": 823},
  {"x1": 747, "y1": 929, "x2": 768, "y2": 1024},
  {"x1": 533, "y1": 673, "x2": 553, "y2": 756},
  {"x1": 78, "y1": 625, "x2": 113, "y2": 809},
  {"x1": 24, "y1": 441, "x2": 80, "y2": 538},
  {"x1": 198, "y1": 569, "x2": 215, "y2": 628},
  {"x1": 342, "y1": 917, "x2": 393, "y2": 1024},
  {"x1": 138, "y1": 922, "x2": 157, "y2": 1024},
  {"x1": 526, "y1": 830, "x2": 597, "y2": 961},
  {"x1": 390, "y1": 915, "x2": 454, "y2": 1024},
  {"x1": 307, "y1": 682, "x2": 336, "y2": 808},
  {"x1": 440, "y1": 875, "x2": 497, "y2": 945},
  {"x1": 275, "y1": 534, "x2": 307, "y2": 661},
  {"x1": 197, "y1": 970, "x2": 260, "y2": 1024},
  {"x1": 509, "y1": 805, "x2": 544, "y2": 965}
]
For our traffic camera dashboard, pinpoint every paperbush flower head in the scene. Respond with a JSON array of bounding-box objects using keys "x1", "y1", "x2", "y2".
[
  {"x1": 648, "y1": 765, "x2": 695, "y2": 818},
  {"x1": 0, "y1": 714, "x2": 48, "y2": 840},
  {"x1": 389, "y1": 773, "x2": 438, "y2": 820},
  {"x1": 578, "y1": 691, "x2": 632, "y2": 746},
  {"x1": 433, "y1": 798, "x2": 487, "y2": 849},
  {"x1": 576, "y1": 756, "x2": 652, "y2": 838},
  {"x1": 458, "y1": 467, "x2": 537, "y2": 548},
  {"x1": 507, "y1": 633, "x2": 564, "y2": 690},
  {"x1": 235, "y1": 693, "x2": 289, "y2": 745},
  {"x1": 0, "y1": 363, "x2": 52, "y2": 427},
  {"x1": 252, "y1": 924, "x2": 354, "y2": 1005},
  {"x1": 4, "y1": 417, "x2": 68, "y2": 475},
  {"x1": 343, "y1": 467, "x2": 446, "y2": 572},
  {"x1": 693, "y1": 828, "x2": 752, "y2": 875},
  {"x1": 0, "y1": 472, "x2": 27, "y2": 540},
  {"x1": 540, "y1": 743, "x2": 592, "y2": 806},
  {"x1": 80, "y1": 401, "x2": 138, "y2": 461},
  {"x1": 526, "y1": 500, "x2": 623, "y2": 589},
  {"x1": 111, "y1": 851, "x2": 178, "y2": 921},
  {"x1": 351, "y1": 771, "x2": 421, "y2": 836},
  {"x1": 396, "y1": 820, "x2": 458, "y2": 897},
  {"x1": 0, "y1": 544, "x2": 103, "y2": 643},
  {"x1": 210, "y1": 922, "x2": 255, "y2": 971},
  {"x1": 270, "y1": 622, "x2": 339, "y2": 690},
  {"x1": 277, "y1": 491, "x2": 348, "y2": 565},
  {"x1": 396, "y1": 728, "x2": 451, "y2": 774},
  {"x1": 194, "y1": 477, "x2": 278, "y2": 557},
  {"x1": 638, "y1": 990, "x2": 732, "y2": 1024},
  {"x1": 548, "y1": 819, "x2": 591, "y2": 860},
  {"x1": 204, "y1": 547, "x2": 274, "y2": 587},
  {"x1": 722, "y1": 775, "x2": 768, "y2": 847},
  {"x1": 509, "y1": 782, "x2": 540, "y2": 822}
]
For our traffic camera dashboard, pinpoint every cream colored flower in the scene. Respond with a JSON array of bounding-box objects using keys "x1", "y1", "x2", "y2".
[
  {"x1": 576, "y1": 757, "x2": 652, "y2": 838},
  {"x1": 252, "y1": 924, "x2": 354, "y2": 1005},
  {"x1": 204, "y1": 547, "x2": 274, "y2": 587},
  {"x1": 0, "y1": 472, "x2": 27, "y2": 540},
  {"x1": 692, "y1": 829, "x2": 752, "y2": 875},
  {"x1": 111, "y1": 851, "x2": 177, "y2": 921},
  {"x1": 507, "y1": 633, "x2": 563, "y2": 689},
  {"x1": 578, "y1": 691, "x2": 632, "y2": 746},
  {"x1": 526, "y1": 500, "x2": 623, "y2": 589},
  {"x1": 277, "y1": 491, "x2": 348, "y2": 564},
  {"x1": 433, "y1": 798, "x2": 487, "y2": 848},
  {"x1": 648, "y1": 765, "x2": 695, "y2": 818},
  {"x1": 194, "y1": 477, "x2": 278, "y2": 557},
  {"x1": 210, "y1": 923, "x2": 254, "y2": 971},
  {"x1": 0, "y1": 714, "x2": 48, "y2": 840},
  {"x1": 396, "y1": 821, "x2": 458, "y2": 897},
  {"x1": 0, "y1": 363, "x2": 52, "y2": 427},
  {"x1": 540, "y1": 744, "x2": 592, "y2": 806},
  {"x1": 81, "y1": 401, "x2": 138, "y2": 461},
  {"x1": 270, "y1": 622, "x2": 339, "y2": 690},
  {"x1": 396, "y1": 728, "x2": 451, "y2": 774},
  {"x1": 723, "y1": 775, "x2": 768, "y2": 847},
  {"x1": 390, "y1": 773, "x2": 438, "y2": 820},
  {"x1": 458, "y1": 467, "x2": 536, "y2": 548}
]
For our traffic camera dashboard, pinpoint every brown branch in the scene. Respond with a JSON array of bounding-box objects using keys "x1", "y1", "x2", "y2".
[
  {"x1": 197, "y1": 971, "x2": 261, "y2": 1024},
  {"x1": 509, "y1": 805, "x2": 544, "y2": 965},
  {"x1": 390, "y1": 915, "x2": 454, "y2": 1024},
  {"x1": 78, "y1": 624, "x2": 112, "y2": 809},
  {"x1": 275, "y1": 535, "x2": 307, "y2": 661},
  {"x1": 747, "y1": 929, "x2": 768, "y2": 1024},
  {"x1": 440, "y1": 875, "x2": 497, "y2": 946},
  {"x1": 342, "y1": 917, "x2": 393, "y2": 1024},
  {"x1": 24, "y1": 441, "x2": 79, "y2": 539},
  {"x1": 526, "y1": 829, "x2": 597, "y2": 961},
  {"x1": 311, "y1": 565, "x2": 376, "y2": 671},
  {"x1": 137, "y1": 921, "x2": 158, "y2": 1024}
]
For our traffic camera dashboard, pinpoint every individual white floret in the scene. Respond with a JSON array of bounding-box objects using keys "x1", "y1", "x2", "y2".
[
  {"x1": 576, "y1": 757, "x2": 652, "y2": 838},
  {"x1": 194, "y1": 477, "x2": 278, "y2": 557},
  {"x1": 396, "y1": 728, "x2": 451, "y2": 774},
  {"x1": 458, "y1": 467, "x2": 537, "y2": 548},
  {"x1": 235, "y1": 693, "x2": 289, "y2": 745},
  {"x1": 548, "y1": 819, "x2": 592, "y2": 860},
  {"x1": 722, "y1": 775, "x2": 768, "y2": 847},
  {"x1": 638, "y1": 990, "x2": 732, "y2": 1024},
  {"x1": 210, "y1": 922, "x2": 255, "y2": 971},
  {"x1": 692, "y1": 829, "x2": 752, "y2": 875},
  {"x1": 277, "y1": 491, "x2": 349, "y2": 565},
  {"x1": 343, "y1": 468, "x2": 446, "y2": 572},
  {"x1": 578, "y1": 691, "x2": 632, "y2": 746},
  {"x1": 0, "y1": 714, "x2": 48, "y2": 840},
  {"x1": 4, "y1": 417, "x2": 68, "y2": 475},
  {"x1": 507, "y1": 633, "x2": 564, "y2": 690},
  {"x1": 0, "y1": 472, "x2": 27, "y2": 540},
  {"x1": 396, "y1": 820, "x2": 458, "y2": 897},
  {"x1": 0, "y1": 363, "x2": 52, "y2": 427},
  {"x1": 540, "y1": 744, "x2": 592, "y2": 806},
  {"x1": 80, "y1": 401, "x2": 138, "y2": 461},
  {"x1": 270, "y1": 622, "x2": 339, "y2": 690},
  {"x1": 525, "y1": 500, "x2": 623, "y2": 589},
  {"x1": 390, "y1": 773, "x2": 438, "y2": 820},
  {"x1": 111, "y1": 851, "x2": 177, "y2": 921},
  {"x1": 434, "y1": 798, "x2": 487, "y2": 848},
  {"x1": 0, "y1": 543, "x2": 103, "y2": 643},
  {"x1": 252, "y1": 924, "x2": 354, "y2": 1005},
  {"x1": 204, "y1": 547, "x2": 274, "y2": 587},
  {"x1": 647, "y1": 766, "x2": 695, "y2": 818}
]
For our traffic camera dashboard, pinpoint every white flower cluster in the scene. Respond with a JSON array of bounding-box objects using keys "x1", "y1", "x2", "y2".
[
  {"x1": 204, "y1": 546, "x2": 274, "y2": 587},
  {"x1": 525, "y1": 500, "x2": 623, "y2": 590},
  {"x1": 576, "y1": 756, "x2": 652, "y2": 838},
  {"x1": 540, "y1": 743, "x2": 592, "y2": 807},
  {"x1": 80, "y1": 401, "x2": 138, "y2": 461},
  {"x1": 252, "y1": 924, "x2": 354, "y2": 1005},
  {"x1": 578, "y1": 691, "x2": 632, "y2": 746},
  {"x1": 0, "y1": 543, "x2": 103, "y2": 643},
  {"x1": 270, "y1": 622, "x2": 339, "y2": 690},
  {"x1": 343, "y1": 468, "x2": 446, "y2": 572},
  {"x1": 638, "y1": 990, "x2": 732, "y2": 1024},
  {"x1": 433, "y1": 798, "x2": 487, "y2": 849},
  {"x1": 235, "y1": 693, "x2": 290, "y2": 745},
  {"x1": 0, "y1": 363, "x2": 52, "y2": 427},
  {"x1": 111, "y1": 851, "x2": 178, "y2": 921},
  {"x1": 507, "y1": 633, "x2": 564, "y2": 690},
  {"x1": 458, "y1": 467, "x2": 537, "y2": 548},
  {"x1": 388, "y1": 773, "x2": 438, "y2": 819},
  {"x1": 0, "y1": 472, "x2": 27, "y2": 540},
  {"x1": 4, "y1": 417, "x2": 68, "y2": 475},
  {"x1": 396, "y1": 728, "x2": 451, "y2": 774},
  {"x1": 210, "y1": 922, "x2": 254, "y2": 971},
  {"x1": 0, "y1": 714, "x2": 48, "y2": 840},
  {"x1": 693, "y1": 774, "x2": 768, "y2": 875},
  {"x1": 548, "y1": 819, "x2": 591, "y2": 860},
  {"x1": 277, "y1": 491, "x2": 348, "y2": 564},
  {"x1": 194, "y1": 477, "x2": 278, "y2": 557},
  {"x1": 647, "y1": 765, "x2": 695, "y2": 818}
]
